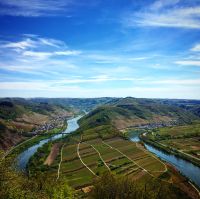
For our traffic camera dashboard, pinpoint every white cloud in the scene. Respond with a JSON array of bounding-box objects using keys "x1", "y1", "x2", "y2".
[
  {"x1": 175, "y1": 60, "x2": 200, "y2": 66},
  {"x1": 38, "y1": 38, "x2": 66, "y2": 48},
  {"x1": 0, "y1": 81, "x2": 199, "y2": 99},
  {"x1": 22, "y1": 50, "x2": 81, "y2": 60},
  {"x1": 0, "y1": 81, "x2": 80, "y2": 92},
  {"x1": 125, "y1": 4, "x2": 200, "y2": 29},
  {"x1": 85, "y1": 53, "x2": 150, "y2": 64},
  {"x1": 150, "y1": 0, "x2": 180, "y2": 10},
  {"x1": 128, "y1": 57, "x2": 150, "y2": 61},
  {"x1": 191, "y1": 43, "x2": 200, "y2": 52},
  {"x1": 54, "y1": 50, "x2": 81, "y2": 56},
  {"x1": 152, "y1": 79, "x2": 200, "y2": 85},
  {"x1": 0, "y1": 36, "x2": 67, "y2": 50},
  {"x1": 0, "y1": 57, "x2": 79, "y2": 76},
  {"x1": 57, "y1": 76, "x2": 140, "y2": 84},
  {"x1": 23, "y1": 51, "x2": 52, "y2": 59},
  {"x1": 86, "y1": 54, "x2": 121, "y2": 64},
  {"x1": 1, "y1": 38, "x2": 36, "y2": 49},
  {"x1": 0, "y1": 0, "x2": 73, "y2": 17},
  {"x1": 0, "y1": 36, "x2": 81, "y2": 64},
  {"x1": 0, "y1": 0, "x2": 95, "y2": 17}
]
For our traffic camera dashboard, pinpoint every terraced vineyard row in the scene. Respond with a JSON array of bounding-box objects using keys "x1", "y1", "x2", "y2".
[{"x1": 48, "y1": 136, "x2": 167, "y2": 189}]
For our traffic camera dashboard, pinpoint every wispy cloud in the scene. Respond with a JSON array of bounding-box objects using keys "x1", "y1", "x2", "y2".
[
  {"x1": 84, "y1": 53, "x2": 151, "y2": 64},
  {"x1": 175, "y1": 60, "x2": 200, "y2": 67},
  {"x1": 0, "y1": 35, "x2": 81, "y2": 77},
  {"x1": 0, "y1": 0, "x2": 97, "y2": 17},
  {"x1": 0, "y1": 0, "x2": 73, "y2": 17},
  {"x1": 0, "y1": 38, "x2": 36, "y2": 49},
  {"x1": 152, "y1": 79, "x2": 200, "y2": 85},
  {"x1": 23, "y1": 50, "x2": 81, "y2": 60},
  {"x1": 191, "y1": 43, "x2": 200, "y2": 52},
  {"x1": 150, "y1": 0, "x2": 180, "y2": 10},
  {"x1": 124, "y1": 1, "x2": 200, "y2": 29},
  {"x1": 1, "y1": 79, "x2": 199, "y2": 99},
  {"x1": 0, "y1": 36, "x2": 67, "y2": 50}
]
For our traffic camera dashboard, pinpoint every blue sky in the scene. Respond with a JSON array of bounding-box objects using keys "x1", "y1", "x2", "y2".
[{"x1": 0, "y1": 0, "x2": 200, "y2": 99}]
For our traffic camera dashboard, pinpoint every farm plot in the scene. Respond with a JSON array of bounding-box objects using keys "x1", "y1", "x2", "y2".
[
  {"x1": 79, "y1": 142, "x2": 109, "y2": 175},
  {"x1": 160, "y1": 138, "x2": 200, "y2": 159},
  {"x1": 104, "y1": 137, "x2": 166, "y2": 174},
  {"x1": 91, "y1": 142, "x2": 138, "y2": 176},
  {"x1": 47, "y1": 136, "x2": 167, "y2": 189},
  {"x1": 59, "y1": 143, "x2": 95, "y2": 188}
]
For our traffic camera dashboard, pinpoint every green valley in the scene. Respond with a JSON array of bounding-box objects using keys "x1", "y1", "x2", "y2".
[{"x1": 1, "y1": 97, "x2": 200, "y2": 199}]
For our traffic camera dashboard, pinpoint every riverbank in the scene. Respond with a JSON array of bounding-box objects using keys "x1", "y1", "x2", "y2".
[
  {"x1": 141, "y1": 136, "x2": 200, "y2": 168},
  {"x1": 4, "y1": 123, "x2": 67, "y2": 159},
  {"x1": 133, "y1": 136, "x2": 200, "y2": 191},
  {"x1": 16, "y1": 115, "x2": 82, "y2": 171}
]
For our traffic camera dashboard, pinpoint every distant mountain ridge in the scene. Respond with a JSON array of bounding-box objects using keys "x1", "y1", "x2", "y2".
[{"x1": 79, "y1": 97, "x2": 199, "y2": 130}]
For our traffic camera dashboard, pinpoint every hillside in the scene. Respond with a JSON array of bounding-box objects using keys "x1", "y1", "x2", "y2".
[
  {"x1": 79, "y1": 97, "x2": 199, "y2": 130},
  {"x1": 0, "y1": 98, "x2": 74, "y2": 150},
  {"x1": 156, "y1": 99, "x2": 200, "y2": 117}
]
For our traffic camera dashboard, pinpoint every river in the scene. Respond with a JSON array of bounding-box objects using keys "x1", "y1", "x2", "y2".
[
  {"x1": 131, "y1": 135, "x2": 200, "y2": 188},
  {"x1": 16, "y1": 115, "x2": 82, "y2": 171}
]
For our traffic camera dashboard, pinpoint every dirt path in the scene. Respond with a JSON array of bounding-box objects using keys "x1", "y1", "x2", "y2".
[
  {"x1": 56, "y1": 143, "x2": 65, "y2": 181},
  {"x1": 102, "y1": 141, "x2": 156, "y2": 178},
  {"x1": 44, "y1": 143, "x2": 61, "y2": 166},
  {"x1": 77, "y1": 141, "x2": 97, "y2": 176},
  {"x1": 90, "y1": 144, "x2": 110, "y2": 171}
]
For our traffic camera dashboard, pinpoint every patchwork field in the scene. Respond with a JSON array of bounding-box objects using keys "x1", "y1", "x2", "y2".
[
  {"x1": 42, "y1": 136, "x2": 171, "y2": 190},
  {"x1": 27, "y1": 123, "x2": 200, "y2": 199}
]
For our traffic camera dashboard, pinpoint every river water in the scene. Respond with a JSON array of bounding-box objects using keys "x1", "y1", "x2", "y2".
[
  {"x1": 131, "y1": 135, "x2": 200, "y2": 188},
  {"x1": 16, "y1": 115, "x2": 82, "y2": 171}
]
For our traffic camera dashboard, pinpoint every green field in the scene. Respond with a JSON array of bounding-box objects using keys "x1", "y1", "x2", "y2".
[{"x1": 36, "y1": 135, "x2": 173, "y2": 190}]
